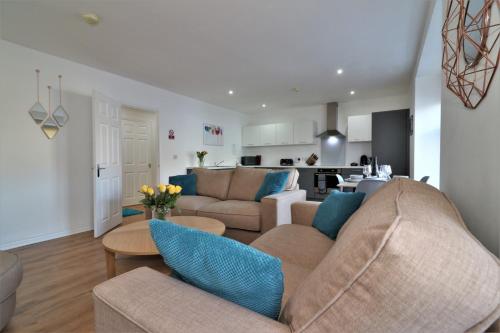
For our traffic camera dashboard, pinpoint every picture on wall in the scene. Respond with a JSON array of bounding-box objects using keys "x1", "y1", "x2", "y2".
[{"x1": 203, "y1": 123, "x2": 224, "y2": 146}]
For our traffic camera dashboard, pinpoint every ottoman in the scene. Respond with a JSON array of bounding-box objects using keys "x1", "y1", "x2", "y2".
[{"x1": 0, "y1": 251, "x2": 22, "y2": 331}]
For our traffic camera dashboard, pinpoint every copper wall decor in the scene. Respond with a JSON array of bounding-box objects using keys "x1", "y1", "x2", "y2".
[{"x1": 442, "y1": 0, "x2": 499, "y2": 109}]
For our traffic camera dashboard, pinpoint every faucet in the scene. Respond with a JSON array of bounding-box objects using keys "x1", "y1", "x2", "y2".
[{"x1": 214, "y1": 160, "x2": 225, "y2": 167}]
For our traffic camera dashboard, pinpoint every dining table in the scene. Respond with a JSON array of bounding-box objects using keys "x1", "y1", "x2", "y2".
[{"x1": 337, "y1": 177, "x2": 391, "y2": 192}]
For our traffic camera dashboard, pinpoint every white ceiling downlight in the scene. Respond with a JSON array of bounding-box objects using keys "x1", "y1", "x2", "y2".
[
  {"x1": 336, "y1": 68, "x2": 343, "y2": 75},
  {"x1": 350, "y1": 90, "x2": 356, "y2": 95},
  {"x1": 228, "y1": 90, "x2": 234, "y2": 95},
  {"x1": 81, "y1": 13, "x2": 100, "y2": 26}
]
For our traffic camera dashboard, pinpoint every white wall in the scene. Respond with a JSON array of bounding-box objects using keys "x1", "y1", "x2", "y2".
[
  {"x1": 0, "y1": 40, "x2": 245, "y2": 249},
  {"x1": 413, "y1": 74, "x2": 441, "y2": 187},
  {"x1": 440, "y1": 38, "x2": 500, "y2": 260},
  {"x1": 410, "y1": 0, "x2": 441, "y2": 188}
]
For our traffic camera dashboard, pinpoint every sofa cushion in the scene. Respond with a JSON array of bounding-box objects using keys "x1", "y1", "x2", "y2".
[
  {"x1": 280, "y1": 261, "x2": 312, "y2": 309},
  {"x1": 227, "y1": 167, "x2": 270, "y2": 201},
  {"x1": 172, "y1": 195, "x2": 220, "y2": 216},
  {"x1": 192, "y1": 168, "x2": 233, "y2": 200},
  {"x1": 280, "y1": 168, "x2": 299, "y2": 191},
  {"x1": 251, "y1": 224, "x2": 334, "y2": 270},
  {"x1": 0, "y1": 251, "x2": 22, "y2": 302},
  {"x1": 169, "y1": 174, "x2": 197, "y2": 196},
  {"x1": 198, "y1": 200, "x2": 261, "y2": 232},
  {"x1": 312, "y1": 191, "x2": 365, "y2": 239},
  {"x1": 282, "y1": 179, "x2": 500, "y2": 332},
  {"x1": 149, "y1": 220, "x2": 284, "y2": 319},
  {"x1": 255, "y1": 172, "x2": 290, "y2": 202}
]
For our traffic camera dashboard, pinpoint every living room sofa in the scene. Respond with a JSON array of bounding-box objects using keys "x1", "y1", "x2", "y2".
[
  {"x1": 172, "y1": 167, "x2": 306, "y2": 244},
  {"x1": 93, "y1": 179, "x2": 500, "y2": 332}
]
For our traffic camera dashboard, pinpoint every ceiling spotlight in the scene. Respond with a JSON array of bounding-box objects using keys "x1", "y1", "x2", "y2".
[
  {"x1": 350, "y1": 90, "x2": 355, "y2": 95},
  {"x1": 228, "y1": 90, "x2": 234, "y2": 95},
  {"x1": 261, "y1": 104, "x2": 267, "y2": 108},
  {"x1": 337, "y1": 68, "x2": 343, "y2": 75},
  {"x1": 81, "y1": 13, "x2": 100, "y2": 26}
]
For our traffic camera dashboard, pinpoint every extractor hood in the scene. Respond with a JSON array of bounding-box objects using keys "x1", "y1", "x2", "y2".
[{"x1": 316, "y1": 102, "x2": 345, "y2": 138}]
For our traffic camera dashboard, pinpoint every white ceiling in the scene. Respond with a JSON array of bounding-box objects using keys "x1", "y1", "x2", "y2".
[{"x1": 0, "y1": 0, "x2": 432, "y2": 113}]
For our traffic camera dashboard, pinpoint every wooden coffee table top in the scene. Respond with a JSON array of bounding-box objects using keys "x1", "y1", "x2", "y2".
[{"x1": 102, "y1": 216, "x2": 226, "y2": 256}]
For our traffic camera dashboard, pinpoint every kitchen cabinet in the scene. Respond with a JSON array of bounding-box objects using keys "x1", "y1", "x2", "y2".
[
  {"x1": 293, "y1": 120, "x2": 315, "y2": 145},
  {"x1": 348, "y1": 115, "x2": 372, "y2": 142},
  {"x1": 242, "y1": 125, "x2": 260, "y2": 147},
  {"x1": 242, "y1": 120, "x2": 315, "y2": 147},
  {"x1": 275, "y1": 123, "x2": 293, "y2": 145},
  {"x1": 259, "y1": 124, "x2": 276, "y2": 146}
]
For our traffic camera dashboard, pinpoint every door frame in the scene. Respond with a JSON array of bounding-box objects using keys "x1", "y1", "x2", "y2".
[{"x1": 120, "y1": 105, "x2": 160, "y2": 207}]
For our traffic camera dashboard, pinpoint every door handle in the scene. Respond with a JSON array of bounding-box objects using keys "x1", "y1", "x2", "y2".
[{"x1": 97, "y1": 164, "x2": 106, "y2": 178}]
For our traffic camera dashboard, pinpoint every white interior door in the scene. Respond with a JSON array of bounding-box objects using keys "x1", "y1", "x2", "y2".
[
  {"x1": 93, "y1": 91, "x2": 122, "y2": 237},
  {"x1": 121, "y1": 108, "x2": 154, "y2": 206}
]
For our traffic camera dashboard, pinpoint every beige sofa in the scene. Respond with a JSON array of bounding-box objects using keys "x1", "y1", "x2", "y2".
[
  {"x1": 172, "y1": 167, "x2": 306, "y2": 244},
  {"x1": 0, "y1": 251, "x2": 23, "y2": 331},
  {"x1": 93, "y1": 179, "x2": 500, "y2": 333}
]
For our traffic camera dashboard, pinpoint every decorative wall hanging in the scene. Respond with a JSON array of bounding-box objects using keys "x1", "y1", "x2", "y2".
[
  {"x1": 442, "y1": 0, "x2": 500, "y2": 109},
  {"x1": 203, "y1": 123, "x2": 224, "y2": 146},
  {"x1": 28, "y1": 69, "x2": 68, "y2": 139}
]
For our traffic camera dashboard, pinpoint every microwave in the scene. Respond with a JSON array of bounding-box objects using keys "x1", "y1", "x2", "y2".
[{"x1": 241, "y1": 155, "x2": 261, "y2": 166}]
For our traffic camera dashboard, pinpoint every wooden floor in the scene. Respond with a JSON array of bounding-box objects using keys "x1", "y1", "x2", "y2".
[{"x1": 4, "y1": 206, "x2": 169, "y2": 333}]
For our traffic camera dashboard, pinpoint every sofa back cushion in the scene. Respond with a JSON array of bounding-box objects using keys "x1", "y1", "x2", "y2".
[
  {"x1": 192, "y1": 168, "x2": 234, "y2": 200},
  {"x1": 227, "y1": 167, "x2": 270, "y2": 201},
  {"x1": 280, "y1": 169, "x2": 299, "y2": 191},
  {"x1": 281, "y1": 179, "x2": 500, "y2": 333}
]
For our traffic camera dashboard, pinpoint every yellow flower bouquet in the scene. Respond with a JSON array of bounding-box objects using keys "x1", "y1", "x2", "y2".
[{"x1": 139, "y1": 184, "x2": 182, "y2": 220}]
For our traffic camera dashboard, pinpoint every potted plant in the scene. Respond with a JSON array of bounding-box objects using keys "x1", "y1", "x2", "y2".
[
  {"x1": 139, "y1": 184, "x2": 182, "y2": 220},
  {"x1": 196, "y1": 151, "x2": 208, "y2": 167}
]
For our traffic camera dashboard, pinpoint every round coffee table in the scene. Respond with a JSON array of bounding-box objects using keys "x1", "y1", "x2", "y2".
[{"x1": 102, "y1": 216, "x2": 226, "y2": 278}]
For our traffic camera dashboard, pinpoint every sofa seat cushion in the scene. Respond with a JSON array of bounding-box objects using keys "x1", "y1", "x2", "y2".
[
  {"x1": 280, "y1": 261, "x2": 312, "y2": 309},
  {"x1": 227, "y1": 167, "x2": 270, "y2": 201},
  {"x1": 192, "y1": 168, "x2": 234, "y2": 200},
  {"x1": 281, "y1": 179, "x2": 500, "y2": 333},
  {"x1": 172, "y1": 196, "x2": 220, "y2": 216},
  {"x1": 251, "y1": 224, "x2": 334, "y2": 270},
  {"x1": 198, "y1": 200, "x2": 261, "y2": 232}
]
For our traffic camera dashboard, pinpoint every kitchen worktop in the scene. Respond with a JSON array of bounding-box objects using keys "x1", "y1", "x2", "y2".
[{"x1": 186, "y1": 165, "x2": 363, "y2": 170}]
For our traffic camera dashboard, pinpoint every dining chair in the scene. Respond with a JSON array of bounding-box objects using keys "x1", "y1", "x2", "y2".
[
  {"x1": 356, "y1": 179, "x2": 387, "y2": 203},
  {"x1": 420, "y1": 176, "x2": 430, "y2": 183}
]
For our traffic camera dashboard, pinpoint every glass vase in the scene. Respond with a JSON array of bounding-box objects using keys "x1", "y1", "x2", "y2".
[
  {"x1": 198, "y1": 158, "x2": 205, "y2": 167},
  {"x1": 153, "y1": 206, "x2": 171, "y2": 220}
]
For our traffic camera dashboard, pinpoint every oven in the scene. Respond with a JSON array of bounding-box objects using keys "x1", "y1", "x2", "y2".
[{"x1": 314, "y1": 168, "x2": 341, "y2": 195}]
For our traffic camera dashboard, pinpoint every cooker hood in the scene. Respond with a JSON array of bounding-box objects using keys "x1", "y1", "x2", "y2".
[{"x1": 316, "y1": 102, "x2": 345, "y2": 138}]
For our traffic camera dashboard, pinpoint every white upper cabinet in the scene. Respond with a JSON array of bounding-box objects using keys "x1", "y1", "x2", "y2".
[
  {"x1": 242, "y1": 125, "x2": 261, "y2": 146},
  {"x1": 275, "y1": 123, "x2": 293, "y2": 145},
  {"x1": 259, "y1": 124, "x2": 276, "y2": 146},
  {"x1": 293, "y1": 120, "x2": 315, "y2": 145},
  {"x1": 242, "y1": 120, "x2": 315, "y2": 147},
  {"x1": 348, "y1": 115, "x2": 372, "y2": 142}
]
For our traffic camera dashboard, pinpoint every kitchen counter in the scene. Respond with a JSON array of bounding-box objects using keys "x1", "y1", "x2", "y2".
[{"x1": 186, "y1": 165, "x2": 363, "y2": 170}]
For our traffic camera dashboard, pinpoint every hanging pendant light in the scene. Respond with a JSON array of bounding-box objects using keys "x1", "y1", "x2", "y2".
[
  {"x1": 53, "y1": 75, "x2": 69, "y2": 127},
  {"x1": 40, "y1": 85, "x2": 59, "y2": 139},
  {"x1": 28, "y1": 69, "x2": 48, "y2": 125}
]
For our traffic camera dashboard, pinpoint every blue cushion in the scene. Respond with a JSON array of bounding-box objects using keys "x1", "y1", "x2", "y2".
[
  {"x1": 312, "y1": 191, "x2": 365, "y2": 239},
  {"x1": 255, "y1": 171, "x2": 289, "y2": 202},
  {"x1": 149, "y1": 219, "x2": 284, "y2": 319},
  {"x1": 169, "y1": 174, "x2": 197, "y2": 195}
]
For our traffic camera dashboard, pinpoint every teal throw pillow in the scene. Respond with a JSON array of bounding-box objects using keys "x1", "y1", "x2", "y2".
[
  {"x1": 255, "y1": 171, "x2": 289, "y2": 202},
  {"x1": 169, "y1": 174, "x2": 196, "y2": 195},
  {"x1": 149, "y1": 220, "x2": 284, "y2": 319},
  {"x1": 312, "y1": 191, "x2": 365, "y2": 239}
]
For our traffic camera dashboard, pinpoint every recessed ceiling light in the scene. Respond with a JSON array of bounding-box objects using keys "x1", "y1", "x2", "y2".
[
  {"x1": 261, "y1": 104, "x2": 267, "y2": 108},
  {"x1": 350, "y1": 90, "x2": 355, "y2": 95},
  {"x1": 337, "y1": 68, "x2": 343, "y2": 75},
  {"x1": 228, "y1": 90, "x2": 234, "y2": 95},
  {"x1": 81, "y1": 13, "x2": 100, "y2": 26}
]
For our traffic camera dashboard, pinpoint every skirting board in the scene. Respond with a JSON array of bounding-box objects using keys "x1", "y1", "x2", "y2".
[{"x1": 0, "y1": 225, "x2": 93, "y2": 250}]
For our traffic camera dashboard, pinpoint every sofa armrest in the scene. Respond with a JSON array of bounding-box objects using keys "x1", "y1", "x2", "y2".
[
  {"x1": 261, "y1": 190, "x2": 307, "y2": 233},
  {"x1": 291, "y1": 201, "x2": 321, "y2": 227},
  {"x1": 93, "y1": 267, "x2": 291, "y2": 333}
]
